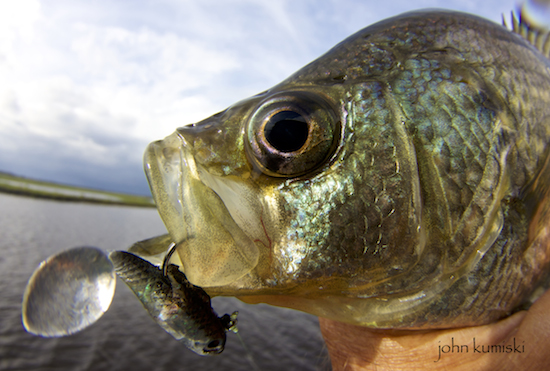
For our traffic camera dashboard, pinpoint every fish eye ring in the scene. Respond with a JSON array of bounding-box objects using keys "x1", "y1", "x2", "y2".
[{"x1": 246, "y1": 91, "x2": 341, "y2": 177}]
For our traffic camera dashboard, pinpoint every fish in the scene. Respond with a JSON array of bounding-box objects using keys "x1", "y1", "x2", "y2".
[
  {"x1": 109, "y1": 250, "x2": 237, "y2": 355},
  {"x1": 142, "y1": 9, "x2": 550, "y2": 329}
]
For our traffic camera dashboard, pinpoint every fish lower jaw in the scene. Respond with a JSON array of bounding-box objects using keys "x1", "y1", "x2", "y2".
[{"x1": 145, "y1": 134, "x2": 262, "y2": 288}]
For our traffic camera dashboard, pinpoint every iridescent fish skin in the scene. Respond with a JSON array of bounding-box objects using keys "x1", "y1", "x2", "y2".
[
  {"x1": 109, "y1": 251, "x2": 231, "y2": 355},
  {"x1": 144, "y1": 10, "x2": 550, "y2": 329}
]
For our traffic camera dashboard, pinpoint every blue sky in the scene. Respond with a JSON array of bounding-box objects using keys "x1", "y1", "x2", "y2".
[{"x1": 0, "y1": 0, "x2": 518, "y2": 195}]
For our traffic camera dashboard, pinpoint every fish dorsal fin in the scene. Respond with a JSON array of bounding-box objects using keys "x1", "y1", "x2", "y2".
[{"x1": 503, "y1": 10, "x2": 550, "y2": 58}]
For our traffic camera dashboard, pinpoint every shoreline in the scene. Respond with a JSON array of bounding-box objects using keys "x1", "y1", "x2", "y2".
[{"x1": 0, "y1": 173, "x2": 155, "y2": 208}]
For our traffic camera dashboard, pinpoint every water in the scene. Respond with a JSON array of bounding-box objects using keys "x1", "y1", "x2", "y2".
[{"x1": 0, "y1": 193, "x2": 330, "y2": 371}]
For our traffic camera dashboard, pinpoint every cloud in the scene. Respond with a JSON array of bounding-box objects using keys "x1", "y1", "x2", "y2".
[{"x1": 0, "y1": 0, "x2": 516, "y2": 195}]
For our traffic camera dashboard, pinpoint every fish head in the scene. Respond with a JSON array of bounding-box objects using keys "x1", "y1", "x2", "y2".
[
  {"x1": 144, "y1": 19, "x2": 426, "y2": 325},
  {"x1": 144, "y1": 10, "x2": 550, "y2": 328},
  {"x1": 180, "y1": 330, "x2": 226, "y2": 356}
]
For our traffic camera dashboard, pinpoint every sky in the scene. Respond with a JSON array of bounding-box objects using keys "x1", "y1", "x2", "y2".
[{"x1": 0, "y1": 0, "x2": 519, "y2": 195}]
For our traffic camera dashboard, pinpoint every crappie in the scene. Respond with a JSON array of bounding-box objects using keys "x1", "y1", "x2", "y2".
[
  {"x1": 109, "y1": 250, "x2": 236, "y2": 355},
  {"x1": 144, "y1": 10, "x2": 550, "y2": 329}
]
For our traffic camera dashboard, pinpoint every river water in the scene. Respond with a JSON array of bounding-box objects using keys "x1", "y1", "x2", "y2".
[{"x1": 0, "y1": 193, "x2": 329, "y2": 371}]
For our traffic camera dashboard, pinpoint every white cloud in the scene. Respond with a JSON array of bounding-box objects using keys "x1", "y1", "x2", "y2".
[
  {"x1": 0, "y1": 0, "x2": 41, "y2": 42},
  {"x1": 0, "y1": 0, "x2": 518, "y2": 194}
]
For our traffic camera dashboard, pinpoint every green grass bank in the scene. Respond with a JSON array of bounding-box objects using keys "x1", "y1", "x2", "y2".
[{"x1": 0, "y1": 172, "x2": 155, "y2": 207}]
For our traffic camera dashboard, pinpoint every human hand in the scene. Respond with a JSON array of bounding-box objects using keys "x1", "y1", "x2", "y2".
[{"x1": 319, "y1": 288, "x2": 550, "y2": 370}]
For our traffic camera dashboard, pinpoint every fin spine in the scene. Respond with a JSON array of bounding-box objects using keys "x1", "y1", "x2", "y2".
[{"x1": 504, "y1": 10, "x2": 550, "y2": 58}]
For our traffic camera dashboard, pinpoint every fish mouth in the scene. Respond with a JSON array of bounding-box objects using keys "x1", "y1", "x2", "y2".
[
  {"x1": 183, "y1": 336, "x2": 225, "y2": 356},
  {"x1": 199, "y1": 338, "x2": 225, "y2": 355},
  {"x1": 144, "y1": 131, "x2": 260, "y2": 288}
]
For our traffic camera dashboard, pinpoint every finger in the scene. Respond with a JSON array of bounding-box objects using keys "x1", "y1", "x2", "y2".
[
  {"x1": 319, "y1": 309, "x2": 528, "y2": 370},
  {"x1": 495, "y1": 288, "x2": 550, "y2": 370}
]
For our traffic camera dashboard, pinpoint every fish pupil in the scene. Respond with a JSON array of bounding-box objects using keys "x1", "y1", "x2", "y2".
[{"x1": 264, "y1": 111, "x2": 308, "y2": 152}]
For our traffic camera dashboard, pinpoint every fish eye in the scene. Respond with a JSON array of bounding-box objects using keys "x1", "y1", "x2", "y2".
[{"x1": 246, "y1": 91, "x2": 341, "y2": 177}]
